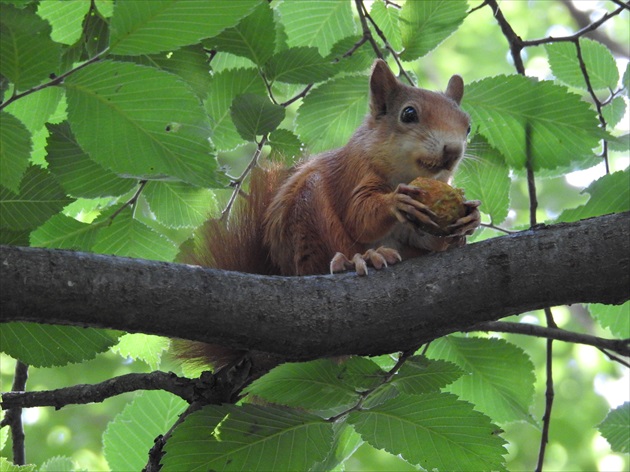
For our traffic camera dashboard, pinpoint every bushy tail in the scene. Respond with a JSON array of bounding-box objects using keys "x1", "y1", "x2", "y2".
[{"x1": 175, "y1": 164, "x2": 289, "y2": 371}]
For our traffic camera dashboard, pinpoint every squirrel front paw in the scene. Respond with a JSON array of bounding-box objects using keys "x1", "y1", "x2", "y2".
[
  {"x1": 330, "y1": 247, "x2": 402, "y2": 276},
  {"x1": 391, "y1": 184, "x2": 440, "y2": 230},
  {"x1": 447, "y1": 199, "x2": 481, "y2": 237}
]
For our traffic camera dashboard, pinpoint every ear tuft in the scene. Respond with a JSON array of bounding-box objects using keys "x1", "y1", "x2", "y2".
[
  {"x1": 445, "y1": 75, "x2": 464, "y2": 105},
  {"x1": 369, "y1": 59, "x2": 400, "y2": 117}
]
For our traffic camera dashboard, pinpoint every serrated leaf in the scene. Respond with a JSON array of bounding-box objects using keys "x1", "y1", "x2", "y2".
[
  {"x1": 64, "y1": 60, "x2": 224, "y2": 188},
  {"x1": 40, "y1": 456, "x2": 82, "y2": 472},
  {"x1": 297, "y1": 74, "x2": 368, "y2": 153},
  {"x1": 0, "y1": 457, "x2": 36, "y2": 472},
  {"x1": 265, "y1": 47, "x2": 336, "y2": 84},
  {"x1": 428, "y1": 337, "x2": 536, "y2": 424},
  {"x1": 455, "y1": 136, "x2": 511, "y2": 224},
  {"x1": 162, "y1": 404, "x2": 334, "y2": 472},
  {"x1": 589, "y1": 302, "x2": 630, "y2": 339},
  {"x1": 623, "y1": 62, "x2": 629, "y2": 96},
  {"x1": 464, "y1": 75, "x2": 603, "y2": 171},
  {"x1": 0, "y1": 322, "x2": 121, "y2": 367},
  {"x1": 37, "y1": 0, "x2": 90, "y2": 45},
  {"x1": 0, "y1": 165, "x2": 73, "y2": 231},
  {"x1": 312, "y1": 422, "x2": 363, "y2": 472},
  {"x1": 370, "y1": 0, "x2": 402, "y2": 51},
  {"x1": 4, "y1": 86, "x2": 63, "y2": 133},
  {"x1": 104, "y1": 391, "x2": 187, "y2": 472},
  {"x1": 325, "y1": 35, "x2": 374, "y2": 74},
  {"x1": 204, "y1": 67, "x2": 267, "y2": 151},
  {"x1": 602, "y1": 96, "x2": 626, "y2": 128},
  {"x1": 598, "y1": 402, "x2": 630, "y2": 453},
  {"x1": 109, "y1": 0, "x2": 259, "y2": 55},
  {"x1": 268, "y1": 128, "x2": 303, "y2": 162},
  {"x1": 92, "y1": 208, "x2": 178, "y2": 261},
  {"x1": 0, "y1": 4, "x2": 62, "y2": 89},
  {"x1": 0, "y1": 111, "x2": 31, "y2": 193},
  {"x1": 557, "y1": 169, "x2": 630, "y2": 222},
  {"x1": 143, "y1": 181, "x2": 217, "y2": 228},
  {"x1": 546, "y1": 38, "x2": 619, "y2": 91},
  {"x1": 244, "y1": 359, "x2": 361, "y2": 416},
  {"x1": 349, "y1": 392, "x2": 507, "y2": 471},
  {"x1": 208, "y1": 1, "x2": 276, "y2": 66},
  {"x1": 393, "y1": 356, "x2": 464, "y2": 394},
  {"x1": 231, "y1": 93, "x2": 285, "y2": 141},
  {"x1": 111, "y1": 333, "x2": 170, "y2": 370},
  {"x1": 400, "y1": 0, "x2": 467, "y2": 61},
  {"x1": 46, "y1": 122, "x2": 136, "y2": 198},
  {"x1": 30, "y1": 213, "x2": 100, "y2": 250},
  {"x1": 277, "y1": 0, "x2": 356, "y2": 56}
]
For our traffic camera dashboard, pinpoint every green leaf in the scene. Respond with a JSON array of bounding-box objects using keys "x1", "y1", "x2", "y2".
[
  {"x1": 268, "y1": 128, "x2": 303, "y2": 162},
  {"x1": 244, "y1": 359, "x2": 361, "y2": 416},
  {"x1": 161, "y1": 404, "x2": 334, "y2": 471},
  {"x1": 104, "y1": 391, "x2": 187, "y2": 472},
  {"x1": 265, "y1": 47, "x2": 336, "y2": 84},
  {"x1": 557, "y1": 169, "x2": 630, "y2": 222},
  {"x1": 325, "y1": 35, "x2": 375, "y2": 74},
  {"x1": 370, "y1": 0, "x2": 402, "y2": 52},
  {"x1": 30, "y1": 213, "x2": 101, "y2": 250},
  {"x1": 204, "y1": 67, "x2": 267, "y2": 151},
  {"x1": 392, "y1": 356, "x2": 464, "y2": 395},
  {"x1": 109, "y1": 0, "x2": 259, "y2": 55},
  {"x1": 598, "y1": 402, "x2": 630, "y2": 453},
  {"x1": 111, "y1": 333, "x2": 170, "y2": 370},
  {"x1": 312, "y1": 422, "x2": 363, "y2": 472},
  {"x1": 46, "y1": 122, "x2": 136, "y2": 198},
  {"x1": 143, "y1": 181, "x2": 217, "y2": 229},
  {"x1": 64, "y1": 60, "x2": 224, "y2": 188},
  {"x1": 455, "y1": 136, "x2": 511, "y2": 225},
  {"x1": 464, "y1": 75, "x2": 603, "y2": 171},
  {"x1": 0, "y1": 4, "x2": 62, "y2": 89},
  {"x1": 91, "y1": 208, "x2": 179, "y2": 261},
  {"x1": 4, "y1": 86, "x2": 63, "y2": 133},
  {"x1": 348, "y1": 392, "x2": 507, "y2": 471},
  {"x1": 0, "y1": 166, "x2": 73, "y2": 231},
  {"x1": 296, "y1": 74, "x2": 368, "y2": 153},
  {"x1": 622, "y1": 61, "x2": 629, "y2": 96},
  {"x1": 208, "y1": 0, "x2": 276, "y2": 66},
  {"x1": 589, "y1": 302, "x2": 630, "y2": 339},
  {"x1": 428, "y1": 337, "x2": 536, "y2": 424},
  {"x1": 37, "y1": 0, "x2": 90, "y2": 45},
  {"x1": 0, "y1": 111, "x2": 31, "y2": 193},
  {"x1": 0, "y1": 458, "x2": 36, "y2": 472},
  {"x1": 399, "y1": 0, "x2": 467, "y2": 61},
  {"x1": 40, "y1": 457, "x2": 84, "y2": 472},
  {"x1": 277, "y1": 0, "x2": 356, "y2": 56},
  {"x1": 0, "y1": 322, "x2": 121, "y2": 367},
  {"x1": 602, "y1": 96, "x2": 627, "y2": 128},
  {"x1": 231, "y1": 93, "x2": 285, "y2": 141},
  {"x1": 546, "y1": 39, "x2": 619, "y2": 91}
]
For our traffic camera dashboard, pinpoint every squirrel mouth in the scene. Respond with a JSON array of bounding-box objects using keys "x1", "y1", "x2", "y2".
[{"x1": 415, "y1": 158, "x2": 442, "y2": 172}]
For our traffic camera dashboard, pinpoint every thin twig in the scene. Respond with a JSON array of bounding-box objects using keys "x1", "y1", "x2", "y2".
[
  {"x1": 537, "y1": 308, "x2": 558, "y2": 472},
  {"x1": 108, "y1": 180, "x2": 148, "y2": 222},
  {"x1": 2, "y1": 361, "x2": 29, "y2": 465},
  {"x1": 354, "y1": 0, "x2": 384, "y2": 60}
]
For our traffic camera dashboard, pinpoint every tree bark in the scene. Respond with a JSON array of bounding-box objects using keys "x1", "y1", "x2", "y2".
[{"x1": 1, "y1": 212, "x2": 629, "y2": 360}]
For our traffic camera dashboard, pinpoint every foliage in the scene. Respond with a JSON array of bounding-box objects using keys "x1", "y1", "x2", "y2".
[{"x1": 0, "y1": 0, "x2": 628, "y2": 471}]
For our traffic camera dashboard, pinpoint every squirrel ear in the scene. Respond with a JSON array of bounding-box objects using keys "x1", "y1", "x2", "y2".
[
  {"x1": 369, "y1": 59, "x2": 399, "y2": 117},
  {"x1": 445, "y1": 75, "x2": 464, "y2": 105}
]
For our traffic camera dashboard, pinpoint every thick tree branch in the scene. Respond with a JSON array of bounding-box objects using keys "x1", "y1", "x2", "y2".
[{"x1": 1, "y1": 213, "x2": 629, "y2": 360}]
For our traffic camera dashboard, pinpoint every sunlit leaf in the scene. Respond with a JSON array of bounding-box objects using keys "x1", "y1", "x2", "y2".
[
  {"x1": 370, "y1": 0, "x2": 402, "y2": 51},
  {"x1": 231, "y1": 93, "x2": 285, "y2": 141},
  {"x1": 111, "y1": 333, "x2": 170, "y2": 370},
  {"x1": 0, "y1": 322, "x2": 121, "y2": 367},
  {"x1": 392, "y1": 356, "x2": 464, "y2": 394},
  {"x1": 428, "y1": 336, "x2": 536, "y2": 424},
  {"x1": 143, "y1": 181, "x2": 217, "y2": 229},
  {"x1": 162, "y1": 404, "x2": 334, "y2": 471},
  {"x1": 265, "y1": 47, "x2": 336, "y2": 84},
  {"x1": 104, "y1": 391, "x2": 187, "y2": 471},
  {"x1": 37, "y1": 0, "x2": 90, "y2": 45},
  {"x1": 589, "y1": 302, "x2": 630, "y2": 339},
  {"x1": 30, "y1": 213, "x2": 101, "y2": 251},
  {"x1": 4, "y1": 86, "x2": 63, "y2": 134},
  {"x1": 109, "y1": 0, "x2": 259, "y2": 55},
  {"x1": 349, "y1": 392, "x2": 507, "y2": 471},
  {"x1": 598, "y1": 402, "x2": 630, "y2": 453}
]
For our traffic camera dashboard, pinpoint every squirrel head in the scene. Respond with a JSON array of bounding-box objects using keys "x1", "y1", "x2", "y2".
[{"x1": 364, "y1": 59, "x2": 471, "y2": 185}]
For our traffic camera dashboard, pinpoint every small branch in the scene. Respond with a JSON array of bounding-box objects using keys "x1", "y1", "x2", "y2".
[
  {"x1": 480, "y1": 222, "x2": 516, "y2": 234},
  {"x1": 108, "y1": 180, "x2": 148, "y2": 221},
  {"x1": 2, "y1": 361, "x2": 28, "y2": 465},
  {"x1": 0, "y1": 49, "x2": 107, "y2": 111},
  {"x1": 537, "y1": 307, "x2": 558, "y2": 472},
  {"x1": 485, "y1": 0, "x2": 525, "y2": 74},
  {"x1": 280, "y1": 83, "x2": 314, "y2": 108},
  {"x1": 470, "y1": 321, "x2": 630, "y2": 356},
  {"x1": 354, "y1": 0, "x2": 384, "y2": 60},
  {"x1": 1, "y1": 371, "x2": 199, "y2": 410}
]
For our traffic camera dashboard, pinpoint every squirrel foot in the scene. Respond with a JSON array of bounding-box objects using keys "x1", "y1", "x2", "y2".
[{"x1": 330, "y1": 246, "x2": 402, "y2": 276}]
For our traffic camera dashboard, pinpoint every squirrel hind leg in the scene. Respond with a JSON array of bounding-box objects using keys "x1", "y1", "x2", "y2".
[{"x1": 330, "y1": 247, "x2": 402, "y2": 275}]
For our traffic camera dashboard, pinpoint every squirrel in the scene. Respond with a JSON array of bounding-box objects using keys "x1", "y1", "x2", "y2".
[{"x1": 180, "y1": 59, "x2": 480, "y2": 372}]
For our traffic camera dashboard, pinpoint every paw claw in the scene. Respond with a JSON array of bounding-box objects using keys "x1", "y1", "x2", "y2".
[{"x1": 329, "y1": 247, "x2": 402, "y2": 276}]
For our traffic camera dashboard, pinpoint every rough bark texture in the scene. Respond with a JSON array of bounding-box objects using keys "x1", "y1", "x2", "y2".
[{"x1": 1, "y1": 212, "x2": 628, "y2": 360}]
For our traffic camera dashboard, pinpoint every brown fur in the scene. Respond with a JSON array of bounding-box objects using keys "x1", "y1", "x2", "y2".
[{"x1": 179, "y1": 60, "x2": 472, "y2": 370}]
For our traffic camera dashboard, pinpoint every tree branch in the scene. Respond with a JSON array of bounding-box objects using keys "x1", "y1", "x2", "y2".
[{"x1": 1, "y1": 213, "x2": 629, "y2": 360}]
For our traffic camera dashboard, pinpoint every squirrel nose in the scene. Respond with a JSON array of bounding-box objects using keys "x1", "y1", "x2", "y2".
[{"x1": 442, "y1": 143, "x2": 464, "y2": 169}]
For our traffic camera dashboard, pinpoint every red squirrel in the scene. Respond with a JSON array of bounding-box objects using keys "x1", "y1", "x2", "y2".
[{"x1": 182, "y1": 59, "x2": 480, "y2": 370}]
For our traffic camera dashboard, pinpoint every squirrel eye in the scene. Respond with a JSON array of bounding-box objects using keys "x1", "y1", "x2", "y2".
[
  {"x1": 400, "y1": 106, "x2": 418, "y2": 123},
  {"x1": 467, "y1": 124, "x2": 472, "y2": 135}
]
